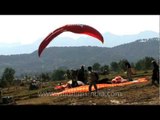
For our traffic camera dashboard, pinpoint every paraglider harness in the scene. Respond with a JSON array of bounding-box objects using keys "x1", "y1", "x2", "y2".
[{"x1": 71, "y1": 80, "x2": 78, "y2": 87}]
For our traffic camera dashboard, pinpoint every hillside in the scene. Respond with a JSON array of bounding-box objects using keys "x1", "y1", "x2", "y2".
[{"x1": 0, "y1": 37, "x2": 159, "y2": 76}]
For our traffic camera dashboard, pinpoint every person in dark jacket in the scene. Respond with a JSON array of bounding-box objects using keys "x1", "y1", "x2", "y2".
[
  {"x1": 151, "y1": 60, "x2": 159, "y2": 85},
  {"x1": 77, "y1": 65, "x2": 85, "y2": 83},
  {"x1": 125, "y1": 61, "x2": 133, "y2": 81},
  {"x1": 87, "y1": 66, "x2": 98, "y2": 96}
]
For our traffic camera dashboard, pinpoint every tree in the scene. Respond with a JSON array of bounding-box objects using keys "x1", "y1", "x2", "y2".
[
  {"x1": 92, "y1": 62, "x2": 101, "y2": 71},
  {"x1": 40, "y1": 72, "x2": 50, "y2": 81},
  {"x1": 118, "y1": 59, "x2": 127, "y2": 72},
  {"x1": 135, "y1": 59, "x2": 144, "y2": 70},
  {"x1": 51, "y1": 69, "x2": 65, "y2": 81},
  {"x1": 100, "y1": 65, "x2": 110, "y2": 74},
  {"x1": 143, "y1": 57, "x2": 154, "y2": 70},
  {"x1": 135, "y1": 57, "x2": 155, "y2": 70},
  {"x1": 110, "y1": 62, "x2": 120, "y2": 72},
  {"x1": 0, "y1": 67, "x2": 15, "y2": 87}
]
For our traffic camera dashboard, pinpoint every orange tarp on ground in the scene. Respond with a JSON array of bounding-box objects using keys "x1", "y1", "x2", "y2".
[{"x1": 51, "y1": 78, "x2": 148, "y2": 96}]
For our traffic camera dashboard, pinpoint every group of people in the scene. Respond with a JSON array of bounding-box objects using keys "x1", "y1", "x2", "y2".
[
  {"x1": 65, "y1": 65, "x2": 99, "y2": 95},
  {"x1": 64, "y1": 59, "x2": 159, "y2": 95},
  {"x1": 125, "y1": 60, "x2": 159, "y2": 85}
]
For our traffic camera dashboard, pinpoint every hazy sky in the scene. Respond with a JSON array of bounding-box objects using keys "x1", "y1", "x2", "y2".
[{"x1": 0, "y1": 15, "x2": 159, "y2": 45}]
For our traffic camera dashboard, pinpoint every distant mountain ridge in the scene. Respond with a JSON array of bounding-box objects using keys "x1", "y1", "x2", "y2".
[
  {"x1": 0, "y1": 37, "x2": 159, "y2": 77},
  {"x1": 0, "y1": 31, "x2": 159, "y2": 55}
]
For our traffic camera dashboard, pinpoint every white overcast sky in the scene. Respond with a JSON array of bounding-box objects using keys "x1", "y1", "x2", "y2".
[{"x1": 0, "y1": 15, "x2": 159, "y2": 45}]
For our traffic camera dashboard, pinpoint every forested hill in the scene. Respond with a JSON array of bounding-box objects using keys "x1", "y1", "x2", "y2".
[{"x1": 0, "y1": 37, "x2": 159, "y2": 76}]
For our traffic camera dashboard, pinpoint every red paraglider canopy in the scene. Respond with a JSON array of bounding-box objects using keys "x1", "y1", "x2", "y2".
[{"x1": 38, "y1": 24, "x2": 104, "y2": 57}]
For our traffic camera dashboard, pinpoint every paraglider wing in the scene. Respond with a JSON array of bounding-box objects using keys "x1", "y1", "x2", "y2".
[
  {"x1": 64, "y1": 24, "x2": 104, "y2": 43},
  {"x1": 38, "y1": 24, "x2": 104, "y2": 57},
  {"x1": 38, "y1": 27, "x2": 65, "y2": 57}
]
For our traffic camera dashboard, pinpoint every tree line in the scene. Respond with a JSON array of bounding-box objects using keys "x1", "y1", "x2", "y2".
[{"x1": 0, "y1": 56, "x2": 156, "y2": 87}]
